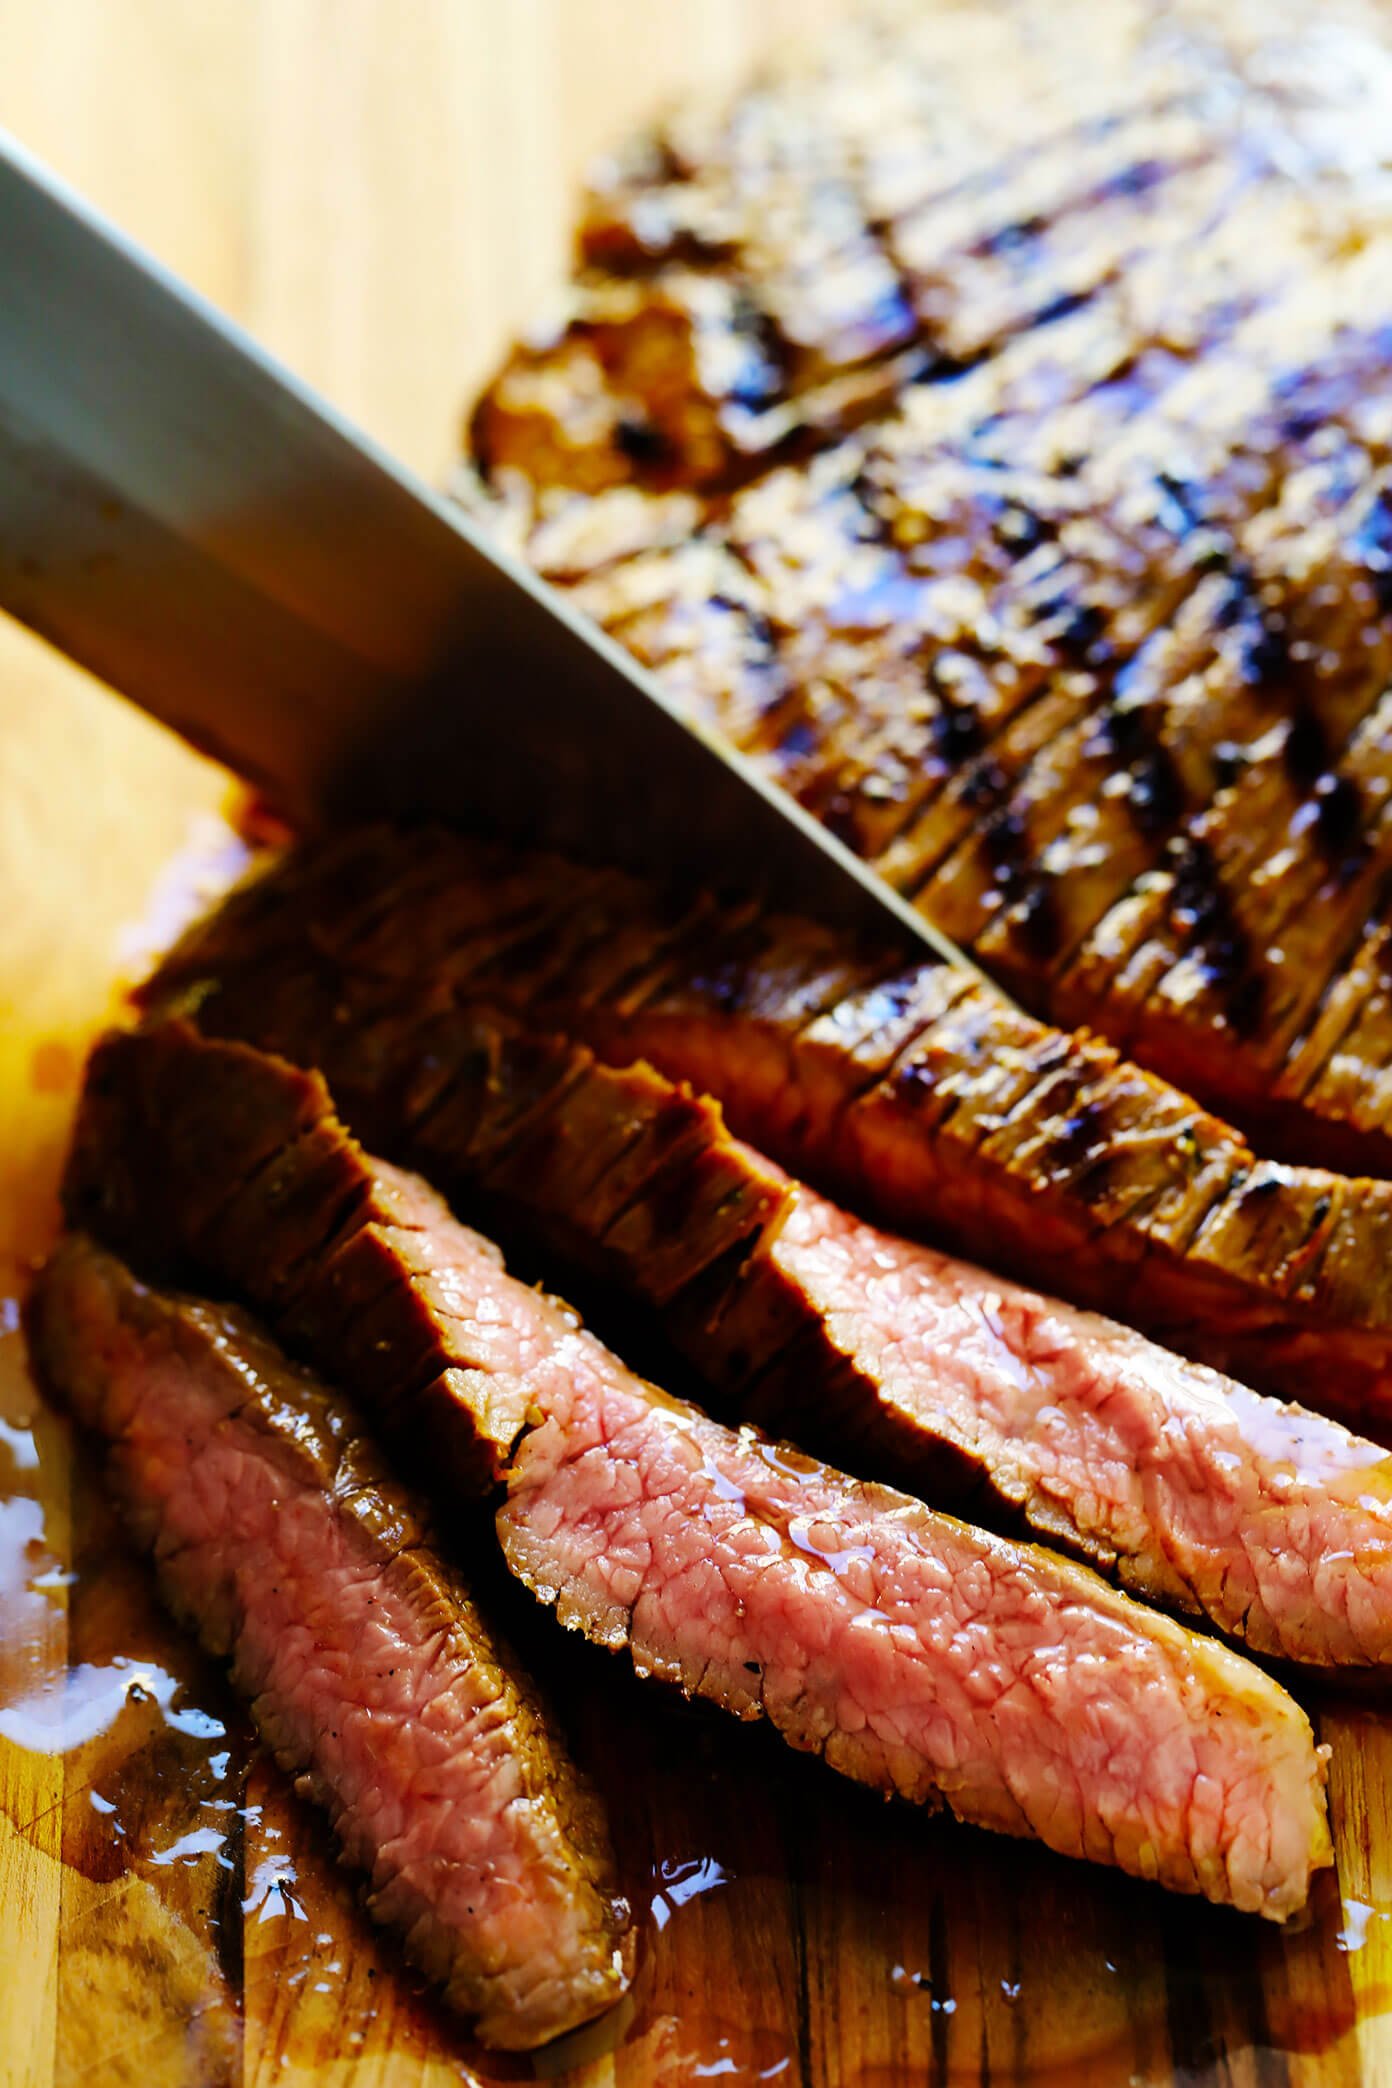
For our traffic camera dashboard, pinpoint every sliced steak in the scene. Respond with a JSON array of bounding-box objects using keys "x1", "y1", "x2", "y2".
[
  {"x1": 497, "y1": 1325, "x2": 1330, "y2": 1920},
  {"x1": 141, "y1": 825, "x2": 1392, "y2": 1425},
  {"x1": 58, "y1": 1052, "x2": 1332, "y2": 1918},
  {"x1": 30, "y1": 1234, "x2": 631, "y2": 2050},
  {"x1": 472, "y1": 1, "x2": 1376, "y2": 501},
  {"x1": 76, "y1": 1012, "x2": 1392, "y2": 1673},
  {"x1": 66, "y1": 1019, "x2": 788, "y2": 1491},
  {"x1": 708, "y1": 1183, "x2": 1392, "y2": 1671}
]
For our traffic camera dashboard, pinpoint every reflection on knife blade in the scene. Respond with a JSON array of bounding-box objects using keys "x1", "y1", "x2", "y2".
[{"x1": 0, "y1": 128, "x2": 994, "y2": 980}]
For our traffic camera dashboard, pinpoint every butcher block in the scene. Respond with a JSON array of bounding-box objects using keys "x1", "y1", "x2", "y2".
[{"x1": 2, "y1": 3, "x2": 1392, "y2": 2082}]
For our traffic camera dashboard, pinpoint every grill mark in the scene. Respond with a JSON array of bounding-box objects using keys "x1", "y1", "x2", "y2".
[
  {"x1": 480, "y1": 8, "x2": 1385, "y2": 546},
  {"x1": 1036, "y1": 463, "x2": 1392, "y2": 1041},
  {"x1": 1355, "y1": 484, "x2": 1392, "y2": 613},
  {"x1": 894, "y1": 684, "x2": 1102, "y2": 900},
  {"x1": 1184, "y1": 1162, "x2": 1345, "y2": 1307},
  {"x1": 894, "y1": 523, "x2": 1257, "y2": 933},
  {"x1": 1165, "y1": 837, "x2": 1261, "y2": 1030},
  {"x1": 795, "y1": 969, "x2": 984, "y2": 1158},
  {"x1": 893, "y1": 1010, "x2": 1079, "y2": 1166},
  {"x1": 1008, "y1": 879, "x2": 1064, "y2": 962},
  {"x1": 1046, "y1": 1095, "x2": 1108, "y2": 1167},
  {"x1": 1311, "y1": 771, "x2": 1365, "y2": 858},
  {"x1": 1281, "y1": 705, "x2": 1327, "y2": 789},
  {"x1": 1276, "y1": 863, "x2": 1392, "y2": 1106},
  {"x1": 1125, "y1": 744, "x2": 1184, "y2": 835},
  {"x1": 559, "y1": 228, "x2": 1378, "y2": 927},
  {"x1": 882, "y1": 92, "x2": 1189, "y2": 249},
  {"x1": 808, "y1": 647, "x2": 1062, "y2": 871},
  {"x1": 876, "y1": 997, "x2": 1242, "y2": 1269},
  {"x1": 407, "y1": 1025, "x2": 593, "y2": 1172},
  {"x1": 148, "y1": 827, "x2": 1392, "y2": 1429},
  {"x1": 1107, "y1": 656, "x2": 1392, "y2": 1078}
]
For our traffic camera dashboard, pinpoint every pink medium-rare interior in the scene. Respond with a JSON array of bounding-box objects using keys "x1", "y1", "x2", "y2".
[
  {"x1": 487, "y1": 1268, "x2": 1329, "y2": 1918},
  {"x1": 768, "y1": 1183, "x2": 1392, "y2": 1665},
  {"x1": 42, "y1": 1241, "x2": 622, "y2": 2045}
]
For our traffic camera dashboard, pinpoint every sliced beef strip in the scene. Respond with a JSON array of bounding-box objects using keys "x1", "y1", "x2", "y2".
[
  {"x1": 496, "y1": 1317, "x2": 1330, "y2": 1921},
  {"x1": 63, "y1": 1021, "x2": 1392, "y2": 1673},
  {"x1": 67, "y1": 1018, "x2": 788, "y2": 1495},
  {"x1": 57, "y1": 1050, "x2": 1332, "y2": 1918},
  {"x1": 30, "y1": 1234, "x2": 632, "y2": 2051},
  {"x1": 706, "y1": 1180, "x2": 1392, "y2": 1671},
  {"x1": 140, "y1": 825, "x2": 1392, "y2": 1422}
]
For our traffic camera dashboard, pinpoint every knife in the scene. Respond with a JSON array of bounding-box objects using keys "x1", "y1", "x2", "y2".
[{"x1": 0, "y1": 129, "x2": 980, "y2": 969}]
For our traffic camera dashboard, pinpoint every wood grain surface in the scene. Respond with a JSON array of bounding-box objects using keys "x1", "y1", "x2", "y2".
[{"x1": 1, "y1": 6, "x2": 1391, "y2": 2084}]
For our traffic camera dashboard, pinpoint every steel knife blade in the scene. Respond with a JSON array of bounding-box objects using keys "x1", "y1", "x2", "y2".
[{"x1": 0, "y1": 128, "x2": 982, "y2": 966}]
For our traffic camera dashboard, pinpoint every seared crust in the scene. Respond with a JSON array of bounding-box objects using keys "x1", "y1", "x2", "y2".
[
  {"x1": 466, "y1": 0, "x2": 1392, "y2": 1172},
  {"x1": 55, "y1": 1045, "x2": 1336, "y2": 1917},
  {"x1": 142, "y1": 825, "x2": 1392, "y2": 1423},
  {"x1": 71, "y1": 1014, "x2": 1392, "y2": 1673}
]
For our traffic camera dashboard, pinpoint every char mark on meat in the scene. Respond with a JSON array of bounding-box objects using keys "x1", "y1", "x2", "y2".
[{"x1": 57, "y1": 1031, "x2": 1334, "y2": 1917}]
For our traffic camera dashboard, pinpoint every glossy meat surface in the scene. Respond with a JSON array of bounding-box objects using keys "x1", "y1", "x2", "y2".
[
  {"x1": 58, "y1": 1045, "x2": 1333, "y2": 1916},
  {"x1": 74, "y1": 1013, "x2": 1392, "y2": 1672},
  {"x1": 467, "y1": 0, "x2": 1392, "y2": 1171}
]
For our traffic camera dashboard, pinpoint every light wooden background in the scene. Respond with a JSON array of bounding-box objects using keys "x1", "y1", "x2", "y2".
[{"x1": 5, "y1": 8, "x2": 1392, "y2": 2086}]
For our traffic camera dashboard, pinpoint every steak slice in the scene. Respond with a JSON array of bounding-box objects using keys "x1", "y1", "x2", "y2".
[
  {"x1": 707, "y1": 1184, "x2": 1392, "y2": 1671},
  {"x1": 66, "y1": 1019, "x2": 788, "y2": 1493},
  {"x1": 58, "y1": 1050, "x2": 1332, "y2": 1918},
  {"x1": 497, "y1": 1330, "x2": 1330, "y2": 1920},
  {"x1": 75, "y1": 1014, "x2": 1392, "y2": 1673},
  {"x1": 30, "y1": 1234, "x2": 632, "y2": 2051},
  {"x1": 141, "y1": 825, "x2": 1392, "y2": 1424},
  {"x1": 472, "y1": 2, "x2": 1377, "y2": 501}
]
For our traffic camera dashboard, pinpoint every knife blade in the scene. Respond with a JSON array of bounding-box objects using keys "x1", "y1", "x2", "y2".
[{"x1": 0, "y1": 128, "x2": 982, "y2": 969}]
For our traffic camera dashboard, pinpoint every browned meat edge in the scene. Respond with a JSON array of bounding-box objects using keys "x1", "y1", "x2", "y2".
[
  {"x1": 55, "y1": 1030, "x2": 1335, "y2": 1916},
  {"x1": 140, "y1": 826, "x2": 1392, "y2": 1425},
  {"x1": 65, "y1": 1017, "x2": 1392, "y2": 1676},
  {"x1": 466, "y1": 0, "x2": 1392, "y2": 1175}
]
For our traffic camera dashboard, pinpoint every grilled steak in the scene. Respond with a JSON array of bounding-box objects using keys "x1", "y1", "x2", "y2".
[
  {"x1": 497, "y1": 1305, "x2": 1330, "y2": 1921},
  {"x1": 467, "y1": 0, "x2": 1392, "y2": 1175},
  {"x1": 142, "y1": 825, "x2": 1392, "y2": 1425},
  {"x1": 713, "y1": 1184, "x2": 1392, "y2": 1670},
  {"x1": 30, "y1": 1234, "x2": 631, "y2": 2050},
  {"x1": 67, "y1": 1018, "x2": 1392, "y2": 1673},
  {"x1": 57, "y1": 1042, "x2": 1333, "y2": 1916},
  {"x1": 68, "y1": 1020, "x2": 788, "y2": 1448}
]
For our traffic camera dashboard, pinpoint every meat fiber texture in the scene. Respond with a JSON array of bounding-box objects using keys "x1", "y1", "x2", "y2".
[
  {"x1": 715, "y1": 1183, "x2": 1392, "y2": 1672},
  {"x1": 59, "y1": 1028, "x2": 1333, "y2": 1918},
  {"x1": 496, "y1": 1313, "x2": 1331, "y2": 1919},
  {"x1": 139, "y1": 823, "x2": 1392, "y2": 1426},
  {"x1": 63, "y1": 1019, "x2": 786, "y2": 1496},
  {"x1": 81, "y1": 1007, "x2": 1392, "y2": 1675},
  {"x1": 31, "y1": 1235, "x2": 631, "y2": 2051}
]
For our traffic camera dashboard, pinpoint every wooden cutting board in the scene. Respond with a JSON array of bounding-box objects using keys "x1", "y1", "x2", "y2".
[{"x1": 2, "y1": 6, "x2": 1391, "y2": 2081}]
